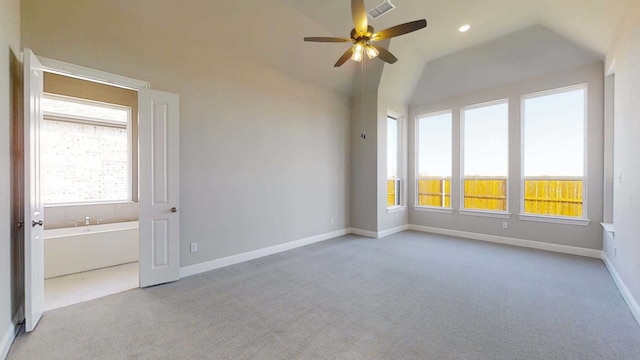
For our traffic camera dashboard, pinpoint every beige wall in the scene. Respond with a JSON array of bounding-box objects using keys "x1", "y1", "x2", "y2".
[
  {"x1": 408, "y1": 62, "x2": 605, "y2": 250},
  {"x1": 22, "y1": 0, "x2": 351, "y2": 268},
  {"x1": 1, "y1": 0, "x2": 22, "y2": 351},
  {"x1": 604, "y1": 0, "x2": 640, "y2": 315},
  {"x1": 42, "y1": 73, "x2": 139, "y2": 229},
  {"x1": 350, "y1": 50, "x2": 386, "y2": 234}
]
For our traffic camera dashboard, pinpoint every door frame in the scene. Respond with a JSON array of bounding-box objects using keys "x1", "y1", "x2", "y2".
[
  {"x1": 37, "y1": 56, "x2": 150, "y2": 91},
  {"x1": 22, "y1": 54, "x2": 179, "y2": 322}
]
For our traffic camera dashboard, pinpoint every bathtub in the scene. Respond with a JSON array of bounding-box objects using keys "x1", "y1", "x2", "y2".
[{"x1": 44, "y1": 221, "x2": 139, "y2": 279}]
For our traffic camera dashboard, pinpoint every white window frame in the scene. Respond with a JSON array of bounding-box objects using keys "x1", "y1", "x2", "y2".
[
  {"x1": 387, "y1": 111, "x2": 403, "y2": 210},
  {"x1": 518, "y1": 84, "x2": 590, "y2": 226},
  {"x1": 42, "y1": 93, "x2": 133, "y2": 205},
  {"x1": 460, "y1": 98, "x2": 510, "y2": 217},
  {"x1": 414, "y1": 109, "x2": 453, "y2": 211}
]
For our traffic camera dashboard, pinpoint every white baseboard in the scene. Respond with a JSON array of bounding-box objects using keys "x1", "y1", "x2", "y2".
[
  {"x1": 602, "y1": 252, "x2": 640, "y2": 325},
  {"x1": 377, "y1": 225, "x2": 410, "y2": 239},
  {"x1": 408, "y1": 225, "x2": 602, "y2": 259},
  {"x1": 1, "y1": 312, "x2": 21, "y2": 360},
  {"x1": 349, "y1": 228, "x2": 378, "y2": 238},
  {"x1": 180, "y1": 228, "x2": 350, "y2": 278}
]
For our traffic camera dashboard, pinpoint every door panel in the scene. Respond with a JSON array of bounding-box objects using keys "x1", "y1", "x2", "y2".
[
  {"x1": 23, "y1": 49, "x2": 44, "y2": 332},
  {"x1": 139, "y1": 89, "x2": 180, "y2": 287}
]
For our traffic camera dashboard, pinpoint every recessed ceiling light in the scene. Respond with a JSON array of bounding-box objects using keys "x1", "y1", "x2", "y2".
[{"x1": 459, "y1": 24, "x2": 471, "y2": 33}]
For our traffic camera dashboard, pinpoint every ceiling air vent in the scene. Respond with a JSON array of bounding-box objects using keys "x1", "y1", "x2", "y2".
[{"x1": 367, "y1": 0, "x2": 396, "y2": 20}]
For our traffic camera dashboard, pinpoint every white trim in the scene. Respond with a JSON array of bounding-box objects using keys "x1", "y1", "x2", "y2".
[
  {"x1": 377, "y1": 225, "x2": 410, "y2": 239},
  {"x1": 602, "y1": 252, "x2": 640, "y2": 325},
  {"x1": 179, "y1": 228, "x2": 350, "y2": 278},
  {"x1": 38, "y1": 56, "x2": 150, "y2": 90},
  {"x1": 414, "y1": 206, "x2": 454, "y2": 214},
  {"x1": 1, "y1": 311, "x2": 21, "y2": 360},
  {"x1": 520, "y1": 84, "x2": 589, "y2": 219},
  {"x1": 386, "y1": 206, "x2": 406, "y2": 214},
  {"x1": 459, "y1": 209, "x2": 512, "y2": 219},
  {"x1": 0, "y1": 323, "x2": 15, "y2": 360},
  {"x1": 601, "y1": 222, "x2": 615, "y2": 238},
  {"x1": 416, "y1": 109, "x2": 453, "y2": 119},
  {"x1": 518, "y1": 214, "x2": 590, "y2": 226},
  {"x1": 408, "y1": 225, "x2": 602, "y2": 258},
  {"x1": 350, "y1": 228, "x2": 378, "y2": 238},
  {"x1": 42, "y1": 93, "x2": 131, "y2": 125}
]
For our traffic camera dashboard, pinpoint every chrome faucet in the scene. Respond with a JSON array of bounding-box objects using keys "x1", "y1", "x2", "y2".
[{"x1": 85, "y1": 216, "x2": 91, "y2": 226}]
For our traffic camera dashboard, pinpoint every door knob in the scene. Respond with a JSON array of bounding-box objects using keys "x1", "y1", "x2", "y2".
[
  {"x1": 32, "y1": 220, "x2": 43, "y2": 227},
  {"x1": 170, "y1": 207, "x2": 178, "y2": 213}
]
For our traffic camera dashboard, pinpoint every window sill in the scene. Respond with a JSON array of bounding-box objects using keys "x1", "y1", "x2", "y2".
[
  {"x1": 601, "y1": 222, "x2": 615, "y2": 238},
  {"x1": 387, "y1": 206, "x2": 406, "y2": 214},
  {"x1": 518, "y1": 214, "x2": 590, "y2": 226},
  {"x1": 45, "y1": 200, "x2": 136, "y2": 208},
  {"x1": 414, "y1": 206, "x2": 454, "y2": 214},
  {"x1": 458, "y1": 209, "x2": 512, "y2": 219}
]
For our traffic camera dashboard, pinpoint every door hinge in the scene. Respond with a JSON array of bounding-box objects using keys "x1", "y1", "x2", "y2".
[{"x1": 17, "y1": 221, "x2": 24, "y2": 229}]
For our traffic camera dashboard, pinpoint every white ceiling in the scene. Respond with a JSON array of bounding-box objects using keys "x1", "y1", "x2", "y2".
[{"x1": 282, "y1": 0, "x2": 631, "y2": 99}]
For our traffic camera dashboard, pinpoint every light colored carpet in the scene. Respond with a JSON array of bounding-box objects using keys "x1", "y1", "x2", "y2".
[{"x1": 8, "y1": 231, "x2": 640, "y2": 359}]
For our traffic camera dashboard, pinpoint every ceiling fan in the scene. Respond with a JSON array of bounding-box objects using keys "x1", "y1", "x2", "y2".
[{"x1": 304, "y1": 0, "x2": 427, "y2": 67}]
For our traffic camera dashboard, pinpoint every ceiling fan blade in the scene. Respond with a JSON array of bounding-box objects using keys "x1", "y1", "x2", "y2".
[
  {"x1": 371, "y1": 19, "x2": 427, "y2": 41},
  {"x1": 372, "y1": 45, "x2": 398, "y2": 64},
  {"x1": 334, "y1": 48, "x2": 354, "y2": 67},
  {"x1": 352, "y1": 0, "x2": 368, "y2": 36},
  {"x1": 304, "y1": 37, "x2": 351, "y2": 43}
]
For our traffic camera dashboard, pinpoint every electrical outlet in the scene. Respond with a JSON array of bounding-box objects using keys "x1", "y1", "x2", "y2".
[
  {"x1": 331, "y1": 218, "x2": 335, "y2": 224},
  {"x1": 190, "y1": 243, "x2": 198, "y2": 253},
  {"x1": 502, "y1": 222, "x2": 509, "y2": 229}
]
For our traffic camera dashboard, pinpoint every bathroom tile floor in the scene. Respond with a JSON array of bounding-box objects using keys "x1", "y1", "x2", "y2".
[{"x1": 44, "y1": 262, "x2": 139, "y2": 311}]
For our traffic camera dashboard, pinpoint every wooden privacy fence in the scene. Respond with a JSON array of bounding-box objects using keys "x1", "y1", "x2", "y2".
[
  {"x1": 408, "y1": 176, "x2": 583, "y2": 217},
  {"x1": 463, "y1": 177, "x2": 507, "y2": 211},
  {"x1": 387, "y1": 179, "x2": 400, "y2": 207},
  {"x1": 524, "y1": 177, "x2": 583, "y2": 217},
  {"x1": 416, "y1": 177, "x2": 451, "y2": 208}
]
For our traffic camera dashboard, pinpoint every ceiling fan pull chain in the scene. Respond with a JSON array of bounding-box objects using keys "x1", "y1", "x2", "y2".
[{"x1": 361, "y1": 55, "x2": 366, "y2": 140}]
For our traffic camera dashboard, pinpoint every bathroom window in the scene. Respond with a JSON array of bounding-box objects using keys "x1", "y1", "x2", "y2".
[{"x1": 41, "y1": 94, "x2": 132, "y2": 204}]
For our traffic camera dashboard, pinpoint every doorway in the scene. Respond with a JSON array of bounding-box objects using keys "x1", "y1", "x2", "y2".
[
  {"x1": 39, "y1": 73, "x2": 140, "y2": 310},
  {"x1": 23, "y1": 50, "x2": 182, "y2": 331}
]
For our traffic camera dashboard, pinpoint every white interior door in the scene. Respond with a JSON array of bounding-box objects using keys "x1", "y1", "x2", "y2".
[
  {"x1": 138, "y1": 89, "x2": 180, "y2": 287},
  {"x1": 23, "y1": 49, "x2": 44, "y2": 332}
]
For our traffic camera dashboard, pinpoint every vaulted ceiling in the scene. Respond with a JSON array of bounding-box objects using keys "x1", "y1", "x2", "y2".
[
  {"x1": 286, "y1": 0, "x2": 630, "y2": 100},
  {"x1": 24, "y1": 0, "x2": 631, "y2": 101}
]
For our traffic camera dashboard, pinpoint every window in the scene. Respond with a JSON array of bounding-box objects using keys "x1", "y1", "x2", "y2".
[
  {"x1": 387, "y1": 115, "x2": 401, "y2": 207},
  {"x1": 461, "y1": 101, "x2": 509, "y2": 212},
  {"x1": 522, "y1": 85, "x2": 586, "y2": 218},
  {"x1": 416, "y1": 111, "x2": 452, "y2": 208},
  {"x1": 41, "y1": 94, "x2": 132, "y2": 204}
]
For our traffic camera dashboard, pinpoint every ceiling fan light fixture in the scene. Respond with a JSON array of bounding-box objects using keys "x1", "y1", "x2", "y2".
[
  {"x1": 351, "y1": 42, "x2": 365, "y2": 62},
  {"x1": 304, "y1": 0, "x2": 427, "y2": 67},
  {"x1": 366, "y1": 45, "x2": 379, "y2": 59}
]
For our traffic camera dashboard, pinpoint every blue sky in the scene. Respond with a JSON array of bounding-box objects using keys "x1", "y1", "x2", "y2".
[{"x1": 415, "y1": 88, "x2": 585, "y2": 178}]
